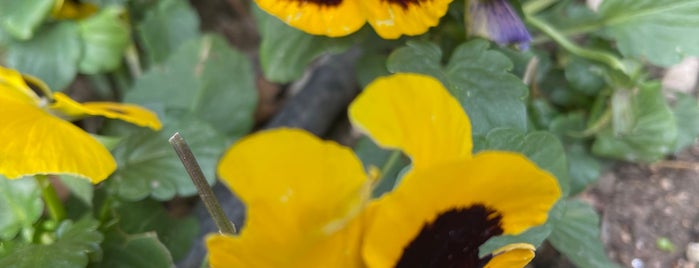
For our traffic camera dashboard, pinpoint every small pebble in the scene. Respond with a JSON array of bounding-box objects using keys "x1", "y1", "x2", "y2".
[
  {"x1": 686, "y1": 242, "x2": 699, "y2": 263},
  {"x1": 631, "y1": 258, "x2": 644, "y2": 268}
]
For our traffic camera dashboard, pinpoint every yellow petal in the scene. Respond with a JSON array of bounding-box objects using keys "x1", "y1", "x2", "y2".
[
  {"x1": 50, "y1": 92, "x2": 162, "y2": 130},
  {"x1": 207, "y1": 215, "x2": 364, "y2": 268},
  {"x1": 214, "y1": 128, "x2": 369, "y2": 267},
  {"x1": 484, "y1": 243, "x2": 535, "y2": 268},
  {"x1": 362, "y1": 151, "x2": 560, "y2": 268},
  {"x1": 0, "y1": 66, "x2": 41, "y2": 105},
  {"x1": 349, "y1": 73, "x2": 472, "y2": 172},
  {"x1": 363, "y1": 0, "x2": 453, "y2": 39},
  {"x1": 52, "y1": 0, "x2": 98, "y2": 20},
  {"x1": 0, "y1": 97, "x2": 116, "y2": 183},
  {"x1": 255, "y1": 0, "x2": 365, "y2": 37}
]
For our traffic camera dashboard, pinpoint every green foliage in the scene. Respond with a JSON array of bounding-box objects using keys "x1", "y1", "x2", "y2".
[
  {"x1": 597, "y1": 0, "x2": 699, "y2": 66},
  {"x1": 96, "y1": 231, "x2": 173, "y2": 268},
  {"x1": 58, "y1": 175, "x2": 94, "y2": 206},
  {"x1": 0, "y1": 0, "x2": 54, "y2": 40},
  {"x1": 255, "y1": 5, "x2": 357, "y2": 83},
  {"x1": 548, "y1": 200, "x2": 620, "y2": 268},
  {"x1": 113, "y1": 199, "x2": 198, "y2": 261},
  {"x1": 5, "y1": 22, "x2": 81, "y2": 90},
  {"x1": 593, "y1": 83, "x2": 677, "y2": 162},
  {"x1": 77, "y1": 7, "x2": 130, "y2": 74},
  {"x1": 0, "y1": 177, "x2": 42, "y2": 240},
  {"x1": 126, "y1": 34, "x2": 258, "y2": 136},
  {"x1": 109, "y1": 113, "x2": 226, "y2": 201},
  {"x1": 0, "y1": 217, "x2": 103, "y2": 268},
  {"x1": 671, "y1": 93, "x2": 699, "y2": 153},
  {"x1": 387, "y1": 40, "x2": 529, "y2": 136},
  {"x1": 136, "y1": 0, "x2": 199, "y2": 64}
]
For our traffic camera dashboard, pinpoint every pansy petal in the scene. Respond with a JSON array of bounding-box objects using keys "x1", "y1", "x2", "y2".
[
  {"x1": 0, "y1": 98, "x2": 116, "y2": 183},
  {"x1": 255, "y1": 0, "x2": 365, "y2": 37},
  {"x1": 50, "y1": 92, "x2": 162, "y2": 130},
  {"x1": 349, "y1": 73, "x2": 472, "y2": 172},
  {"x1": 363, "y1": 0, "x2": 453, "y2": 39},
  {"x1": 207, "y1": 215, "x2": 364, "y2": 267},
  {"x1": 52, "y1": 0, "x2": 98, "y2": 20},
  {"x1": 484, "y1": 243, "x2": 535, "y2": 268},
  {"x1": 214, "y1": 129, "x2": 369, "y2": 266},
  {"x1": 0, "y1": 66, "x2": 40, "y2": 104},
  {"x1": 362, "y1": 151, "x2": 560, "y2": 268}
]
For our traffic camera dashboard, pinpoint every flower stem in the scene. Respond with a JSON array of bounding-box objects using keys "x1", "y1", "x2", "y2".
[
  {"x1": 169, "y1": 132, "x2": 237, "y2": 235},
  {"x1": 526, "y1": 15, "x2": 628, "y2": 74},
  {"x1": 35, "y1": 175, "x2": 66, "y2": 222},
  {"x1": 523, "y1": 0, "x2": 559, "y2": 15}
]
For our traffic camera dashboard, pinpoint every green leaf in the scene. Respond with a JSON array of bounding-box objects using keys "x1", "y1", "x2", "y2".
[
  {"x1": 113, "y1": 199, "x2": 198, "y2": 261},
  {"x1": 550, "y1": 113, "x2": 603, "y2": 194},
  {"x1": 126, "y1": 34, "x2": 257, "y2": 136},
  {"x1": 110, "y1": 112, "x2": 226, "y2": 201},
  {"x1": 255, "y1": 5, "x2": 356, "y2": 83},
  {"x1": 0, "y1": 0, "x2": 54, "y2": 40},
  {"x1": 476, "y1": 128, "x2": 570, "y2": 196},
  {"x1": 548, "y1": 199, "x2": 620, "y2": 268},
  {"x1": 353, "y1": 137, "x2": 410, "y2": 198},
  {"x1": 566, "y1": 143, "x2": 602, "y2": 195},
  {"x1": 0, "y1": 217, "x2": 103, "y2": 268},
  {"x1": 598, "y1": 0, "x2": 699, "y2": 66},
  {"x1": 671, "y1": 93, "x2": 699, "y2": 153},
  {"x1": 593, "y1": 83, "x2": 677, "y2": 162},
  {"x1": 5, "y1": 22, "x2": 81, "y2": 91},
  {"x1": 77, "y1": 7, "x2": 130, "y2": 74},
  {"x1": 0, "y1": 177, "x2": 42, "y2": 240},
  {"x1": 136, "y1": 0, "x2": 199, "y2": 64},
  {"x1": 58, "y1": 175, "x2": 94, "y2": 206},
  {"x1": 387, "y1": 40, "x2": 529, "y2": 135},
  {"x1": 564, "y1": 57, "x2": 606, "y2": 96},
  {"x1": 96, "y1": 230, "x2": 173, "y2": 268}
]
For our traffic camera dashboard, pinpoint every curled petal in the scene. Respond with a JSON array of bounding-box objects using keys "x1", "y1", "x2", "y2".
[{"x1": 50, "y1": 92, "x2": 162, "y2": 130}]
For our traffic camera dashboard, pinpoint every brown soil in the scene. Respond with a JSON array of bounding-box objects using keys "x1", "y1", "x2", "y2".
[{"x1": 583, "y1": 145, "x2": 699, "y2": 268}]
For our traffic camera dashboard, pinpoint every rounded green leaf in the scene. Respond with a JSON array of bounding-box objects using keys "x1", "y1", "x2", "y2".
[
  {"x1": 78, "y1": 7, "x2": 130, "y2": 74},
  {"x1": 5, "y1": 22, "x2": 81, "y2": 91},
  {"x1": 0, "y1": 0, "x2": 54, "y2": 40},
  {"x1": 0, "y1": 177, "x2": 42, "y2": 240},
  {"x1": 110, "y1": 112, "x2": 226, "y2": 201}
]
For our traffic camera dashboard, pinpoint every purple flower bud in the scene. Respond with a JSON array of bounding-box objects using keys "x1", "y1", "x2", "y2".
[{"x1": 468, "y1": 0, "x2": 532, "y2": 49}]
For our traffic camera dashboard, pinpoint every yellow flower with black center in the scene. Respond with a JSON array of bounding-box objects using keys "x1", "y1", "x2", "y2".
[
  {"x1": 350, "y1": 73, "x2": 560, "y2": 267},
  {"x1": 256, "y1": 0, "x2": 452, "y2": 39},
  {"x1": 207, "y1": 73, "x2": 561, "y2": 267},
  {"x1": 0, "y1": 66, "x2": 161, "y2": 183}
]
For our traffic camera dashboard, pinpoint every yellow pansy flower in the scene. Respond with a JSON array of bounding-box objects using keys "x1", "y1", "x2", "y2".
[
  {"x1": 0, "y1": 66, "x2": 161, "y2": 183},
  {"x1": 208, "y1": 129, "x2": 370, "y2": 267},
  {"x1": 208, "y1": 73, "x2": 560, "y2": 267},
  {"x1": 256, "y1": 0, "x2": 452, "y2": 39},
  {"x1": 350, "y1": 73, "x2": 560, "y2": 267}
]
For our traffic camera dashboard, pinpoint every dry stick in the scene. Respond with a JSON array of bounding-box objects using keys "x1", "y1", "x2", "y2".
[{"x1": 169, "y1": 132, "x2": 237, "y2": 235}]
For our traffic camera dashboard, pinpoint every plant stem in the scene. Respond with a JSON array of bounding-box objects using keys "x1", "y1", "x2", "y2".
[
  {"x1": 35, "y1": 175, "x2": 66, "y2": 222},
  {"x1": 526, "y1": 16, "x2": 628, "y2": 73},
  {"x1": 523, "y1": 0, "x2": 559, "y2": 15},
  {"x1": 379, "y1": 151, "x2": 402, "y2": 182},
  {"x1": 169, "y1": 132, "x2": 237, "y2": 235}
]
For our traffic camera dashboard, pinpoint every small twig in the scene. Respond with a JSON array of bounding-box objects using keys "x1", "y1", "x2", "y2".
[{"x1": 169, "y1": 132, "x2": 237, "y2": 235}]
